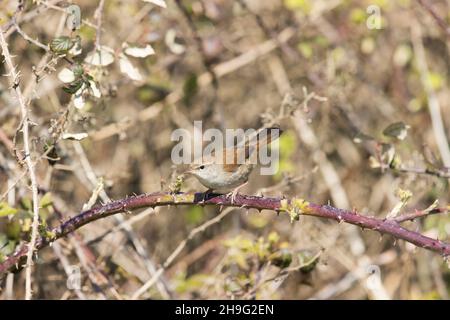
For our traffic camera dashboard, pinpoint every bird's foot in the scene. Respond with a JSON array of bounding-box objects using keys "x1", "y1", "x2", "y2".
[
  {"x1": 225, "y1": 189, "x2": 238, "y2": 204},
  {"x1": 226, "y1": 182, "x2": 248, "y2": 204},
  {"x1": 200, "y1": 189, "x2": 213, "y2": 204}
]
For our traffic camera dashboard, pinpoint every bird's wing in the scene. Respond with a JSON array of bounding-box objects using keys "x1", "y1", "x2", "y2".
[{"x1": 221, "y1": 127, "x2": 283, "y2": 172}]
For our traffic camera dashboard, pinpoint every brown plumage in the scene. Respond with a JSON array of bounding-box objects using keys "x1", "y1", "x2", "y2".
[{"x1": 185, "y1": 127, "x2": 282, "y2": 200}]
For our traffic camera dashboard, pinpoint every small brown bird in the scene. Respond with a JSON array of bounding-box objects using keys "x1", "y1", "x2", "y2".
[{"x1": 185, "y1": 127, "x2": 282, "y2": 202}]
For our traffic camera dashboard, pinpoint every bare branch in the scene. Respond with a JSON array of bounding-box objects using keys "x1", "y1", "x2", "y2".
[
  {"x1": 12, "y1": 18, "x2": 49, "y2": 51},
  {"x1": 94, "y1": 0, "x2": 106, "y2": 50},
  {"x1": 131, "y1": 207, "x2": 234, "y2": 299},
  {"x1": 0, "y1": 28, "x2": 40, "y2": 300},
  {"x1": 412, "y1": 24, "x2": 450, "y2": 168},
  {"x1": 393, "y1": 207, "x2": 448, "y2": 223}
]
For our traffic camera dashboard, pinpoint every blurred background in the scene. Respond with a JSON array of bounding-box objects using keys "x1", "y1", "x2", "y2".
[{"x1": 0, "y1": 0, "x2": 450, "y2": 299}]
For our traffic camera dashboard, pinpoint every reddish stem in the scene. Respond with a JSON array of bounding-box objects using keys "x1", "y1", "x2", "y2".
[
  {"x1": 0, "y1": 192, "x2": 449, "y2": 276},
  {"x1": 417, "y1": 0, "x2": 450, "y2": 39}
]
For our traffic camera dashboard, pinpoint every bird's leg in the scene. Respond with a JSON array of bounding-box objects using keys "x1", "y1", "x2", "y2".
[
  {"x1": 201, "y1": 188, "x2": 213, "y2": 203},
  {"x1": 226, "y1": 182, "x2": 248, "y2": 204}
]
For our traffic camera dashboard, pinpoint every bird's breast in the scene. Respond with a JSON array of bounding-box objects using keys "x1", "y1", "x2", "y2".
[{"x1": 197, "y1": 164, "x2": 254, "y2": 191}]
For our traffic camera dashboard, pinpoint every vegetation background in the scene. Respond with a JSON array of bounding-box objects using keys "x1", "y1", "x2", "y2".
[{"x1": 0, "y1": 0, "x2": 450, "y2": 299}]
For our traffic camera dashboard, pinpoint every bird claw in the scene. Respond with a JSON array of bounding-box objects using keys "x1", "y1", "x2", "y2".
[
  {"x1": 226, "y1": 182, "x2": 248, "y2": 205},
  {"x1": 226, "y1": 189, "x2": 239, "y2": 204}
]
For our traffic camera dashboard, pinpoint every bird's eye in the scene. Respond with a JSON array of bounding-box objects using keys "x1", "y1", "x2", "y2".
[{"x1": 199, "y1": 165, "x2": 205, "y2": 170}]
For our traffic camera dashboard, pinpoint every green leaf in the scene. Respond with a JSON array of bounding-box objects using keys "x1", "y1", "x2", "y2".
[
  {"x1": 72, "y1": 64, "x2": 85, "y2": 77},
  {"x1": 269, "y1": 248, "x2": 292, "y2": 269},
  {"x1": 353, "y1": 131, "x2": 374, "y2": 144},
  {"x1": 382, "y1": 122, "x2": 410, "y2": 140},
  {"x1": 279, "y1": 131, "x2": 296, "y2": 158},
  {"x1": 63, "y1": 80, "x2": 84, "y2": 94},
  {"x1": 20, "y1": 198, "x2": 32, "y2": 211},
  {"x1": 6, "y1": 220, "x2": 21, "y2": 240},
  {"x1": 275, "y1": 131, "x2": 296, "y2": 180},
  {"x1": 0, "y1": 202, "x2": 18, "y2": 217},
  {"x1": 50, "y1": 36, "x2": 75, "y2": 53},
  {"x1": 284, "y1": 0, "x2": 311, "y2": 13},
  {"x1": 298, "y1": 250, "x2": 320, "y2": 273},
  {"x1": 381, "y1": 143, "x2": 396, "y2": 165},
  {"x1": 350, "y1": 8, "x2": 366, "y2": 24},
  {"x1": 427, "y1": 72, "x2": 444, "y2": 90},
  {"x1": 0, "y1": 234, "x2": 17, "y2": 260},
  {"x1": 40, "y1": 192, "x2": 53, "y2": 208},
  {"x1": 175, "y1": 273, "x2": 210, "y2": 293},
  {"x1": 268, "y1": 231, "x2": 280, "y2": 245},
  {"x1": 246, "y1": 215, "x2": 269, "y2": 229},
  {"x1": 182, "y1": 73, "x2": 198, "y2": 106},
  {"x1": 84, "y1": 73, "x2": 94, "y2": 81},
  {"x1": 185, "y1": 206, "x2": 204, "y2": 225},
  {"x1": 297, "y1": 42, "x2": 313, "y2": 59}
]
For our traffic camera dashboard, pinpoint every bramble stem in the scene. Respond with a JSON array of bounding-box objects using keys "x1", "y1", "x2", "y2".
[{"x1": 0, "y1": 192, "x2": 449, "y2": 276}]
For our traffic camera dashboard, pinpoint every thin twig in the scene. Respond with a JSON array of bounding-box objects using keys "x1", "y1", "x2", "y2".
[
  {"x1": 236, "y1": 0, "x2": 298, "y2": 60},
  {"x1": 2, "y1": 0, "x2": 60, "y2": 36},
  {"x1": 166, "y1": 233, "x2": 227, "y2": 276},
  {"x1": 12, "y1": 18, "x2": 49, "y2": 51},
  {"x1": 393, "y1": 207, "x2": 448, "y2": 223},
  {"x1": 131, "y1": 207, "x2": 234, "y2": 299},
  {"x1": 52, "y1": 242, "x2": 87, "y2": 299},
  {"x1": 173, "y1": 0, "x2": 220, "y2": 120},
  {"x1": 72, "y1": 142, "x2": 171, "y2": 299},
  {"x1": 334, "y1": 104, "x2": 450, "y2": 180},
  {"x1": 94, "y1": 0, "x2": 106, "y2": 50},
  {"x1": 412, "y1": 24, "x2": 450, "y2": 167},
  {"x1": 0, "y1": 29, "x2": 40, "y2": 300},
  {"x1": 392, "y1": 166, "x2": 450, "y2": 179},
  {"x1": 417, "y1": 0, "x2": 450, "y2": 39},
  {"x1": 90, "y1": 27, "x2": 296, "y2": 141},
  {"x1": 85, "y1": 207, "x2": 158, "y2": 246},
  {"x1": 173, "y1": 0, "x2": 218, "y2": 89},
  {"x1": 39, "y1": 1, "x2": 98, "y2": 30},
  {"x1": 50, "y1": 187, "x2": 122, "y2": 299},
  {"x1": 0, "y1": 128, "x2": 15, "y2": 156}
]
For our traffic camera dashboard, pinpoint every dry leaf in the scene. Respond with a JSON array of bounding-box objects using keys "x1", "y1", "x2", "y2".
[
  {"x1": 119, "y1": 54, "x2": 143, "y2": 81},
  {"x1": 88, "y1": 80, "x2": 102, "y2": 98},
  {"x1": 73, "y1": 85, "x2": 86, "y2": 109},
  {"x1": 124, "y1": 43, "x2": 155, "y2": 58},
  {"x1": 58, "y1": 68, "x2": 76, "y2": 83},
  {"x1": 85, "y1": 46, "x2": 115, "y2": 66},
  {"x1": 142, "y1": 0, "x2": 167, "y2": 8},
  {"x1": 62, "y1": 132, "x2": 89, "y2": 141}
]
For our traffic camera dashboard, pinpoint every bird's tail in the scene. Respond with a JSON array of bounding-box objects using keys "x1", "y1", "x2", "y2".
[{"x1": 244, "y1": 127, "x2": 283, "y2": 159}]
